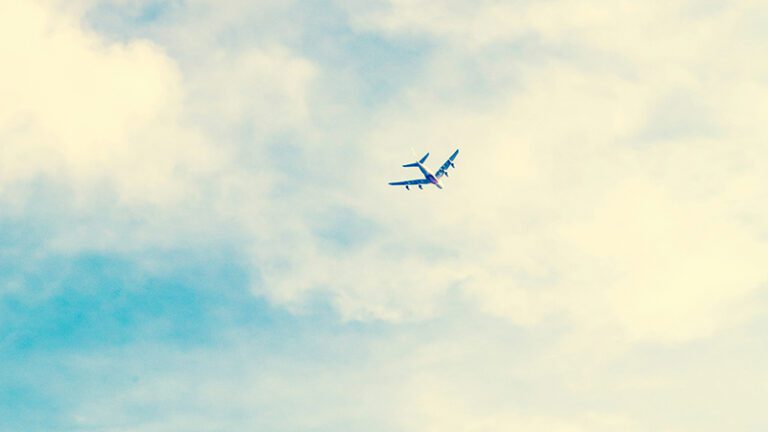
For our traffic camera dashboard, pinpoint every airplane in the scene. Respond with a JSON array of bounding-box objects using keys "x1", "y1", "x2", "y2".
[{"x1": 389, "y1": 149, "x2": 459, "y2": 190}]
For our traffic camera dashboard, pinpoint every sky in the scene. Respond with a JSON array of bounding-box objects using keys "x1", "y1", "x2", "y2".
[{"x1": 2, "y1": 0, "x2": 768, "y2": 430}]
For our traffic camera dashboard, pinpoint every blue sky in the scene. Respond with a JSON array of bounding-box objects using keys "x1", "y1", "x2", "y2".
[{"x1": 2, "y1": 0, "x2": 768, "y2": 430}]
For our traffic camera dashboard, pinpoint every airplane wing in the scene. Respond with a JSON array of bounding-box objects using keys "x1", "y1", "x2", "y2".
[
  {"x1": 389, "y1": 179, "x2": 430, "y2": 186},
  {"x1": 435, "y1": 149, "x2": 459, "y2": 178}
]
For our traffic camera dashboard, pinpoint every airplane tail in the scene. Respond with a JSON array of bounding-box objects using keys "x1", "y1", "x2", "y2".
[{"x1": 403, "y1": 152, "x2": 429, "y2": 167}]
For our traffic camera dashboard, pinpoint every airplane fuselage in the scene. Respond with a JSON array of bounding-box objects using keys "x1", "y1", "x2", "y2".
[{"x1": 416, "y1": 163, "x2": 443, "y2": 189}]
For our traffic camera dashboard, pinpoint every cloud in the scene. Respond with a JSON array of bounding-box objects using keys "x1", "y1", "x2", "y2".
[
  {"x1": 298, "y1": 0, "x2": 768, "y2": 343},
  {"x1": 7, "y1": 0, "x2": 767, "y2": 345},
  {"x1": 0, "y1": 1, "x2": 205, "y2": 205},
  {"x1": 28, "y1": 306, "x2": 768, "y2": 431},
  {"x1": 4, "y1": 1, "x2": 768, "y2": 430},
  {"x1": 0, "y1": 1, "x2": 320, "y2": 257},
  {"x1": 183, "y1": 45, "x2": 317, "y2": 139}
]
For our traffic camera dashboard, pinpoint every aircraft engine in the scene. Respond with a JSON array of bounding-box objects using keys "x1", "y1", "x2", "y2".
[
  {"x1": 450, "y1": 162, "x2": 455, "y2": 168},
  {"x1": 405, "y1": 185, "x2": 410, "y2": 190},
  {"x1": 418, "y1": 185, "x2": 423, "y2": 189}
]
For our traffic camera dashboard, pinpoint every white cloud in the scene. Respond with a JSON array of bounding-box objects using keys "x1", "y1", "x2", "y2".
[
  {"x1": 6, "y1": 0, "x2": 768, "y2": 344},
  {"x1": 184, "y1": 45, "x2": 316, "y2": 138},
  {"x1": 0, "y1": 0, "x2": 319, "y2": 258},
  {"x1": 412, "y1": 391, "x2": 643, "y2": 432},
  {"x1": 298, "y1": 0, "x2": 768, "y2": 343},
  {"x1": 0, "y1": 1, "x2": 211, "y2": 206},
  {"x1": 5, "y1": 1, "x2": 768, "y2": 430}
]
